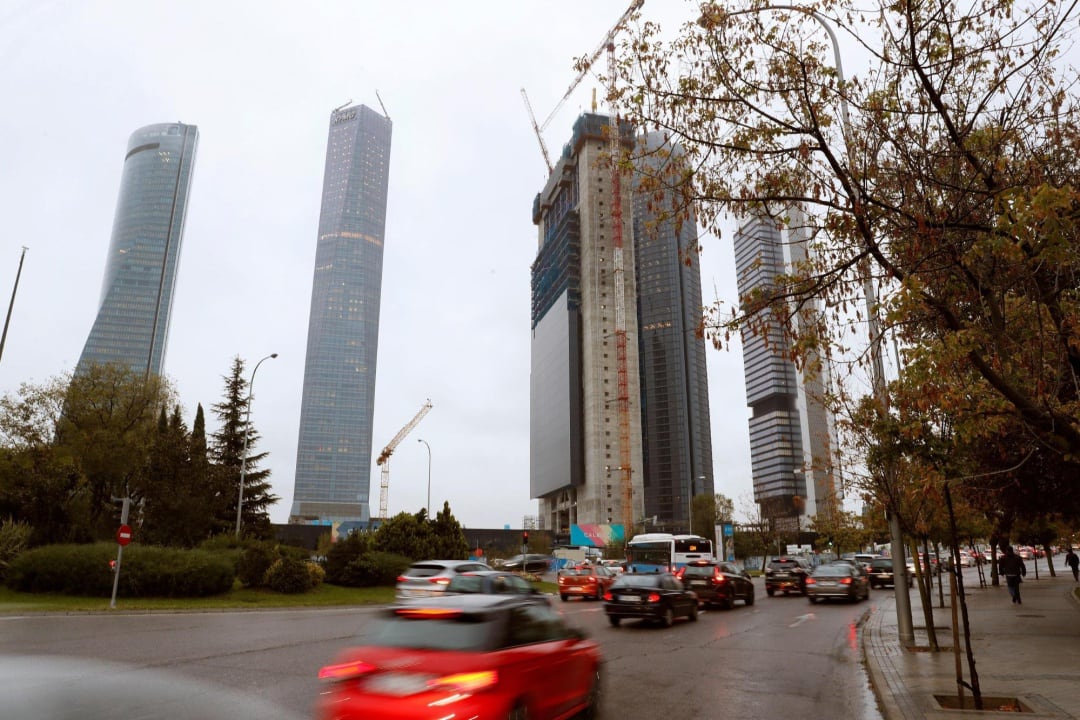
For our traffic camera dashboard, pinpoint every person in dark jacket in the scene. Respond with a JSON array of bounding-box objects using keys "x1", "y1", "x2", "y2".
[
  {"x1": 999, "y1": 546, "x2": 1027, "y2": 604},
  {"x1": 1065, "y1": 548, "x2": 1079, "y2": 583}
]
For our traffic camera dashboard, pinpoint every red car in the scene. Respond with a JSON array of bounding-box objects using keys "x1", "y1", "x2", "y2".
[
  {"x1": 557, "y1": 563, "x2": 617, "y2": 601},
  {"x1": 317, "y1": 594, "x2": 603, "y2": 720}
]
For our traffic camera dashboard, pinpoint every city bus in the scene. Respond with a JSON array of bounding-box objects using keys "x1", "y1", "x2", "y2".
[{"x1": 626, "y1": 533, "x2": 714, "y2": 573}]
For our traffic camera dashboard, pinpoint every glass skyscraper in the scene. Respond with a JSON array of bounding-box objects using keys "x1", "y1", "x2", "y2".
[
  {"x1": 632, "y1": 132, "x2": 714, "y2": 532},
  {"x1": 290, "y1": 103, "x2": 392, "y2": 525},
  {"x1": 75, "y1": 122, "x2": 198, "y2": 378}
]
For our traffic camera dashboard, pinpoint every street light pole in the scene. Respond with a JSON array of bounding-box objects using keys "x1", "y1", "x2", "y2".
[
  {"x1": 417, "y1": 438, "x2": 431, "y2": 518},
  {"x1": 698, "y1": 2, "x2": 913, "y2": 646},
  {"x1": 235, "y1": 352, "x2": 278, "y2": 537}
]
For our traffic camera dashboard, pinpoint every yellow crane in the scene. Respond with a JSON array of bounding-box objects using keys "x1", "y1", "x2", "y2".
[{"x1": 376, "y1": 399, "x2": 433, "y2": 520}]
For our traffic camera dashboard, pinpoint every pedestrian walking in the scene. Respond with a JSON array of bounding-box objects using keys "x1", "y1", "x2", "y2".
[
  {"x1": 1065, "y1": 547, "x2": 1079, "y2": 583},
  {"x1": 999, "y1": 546, "x2": 1027, "y2": 604}
]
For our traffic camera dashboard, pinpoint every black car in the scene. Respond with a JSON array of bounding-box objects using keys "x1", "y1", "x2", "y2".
[
  {"x1": 679, "y1": 560, "x2": 755, "y2": 609},
  {"x1": 764, "y1": 557, "x2": 810, "y2": 596},
  {"x1": 603, "y1": 572, "x2": 699, "y2": 627},
  {"x1": 867, "y1": 558, "x2": 912, "y2": 589},
  {"x1": 500, "y1": 554, "x2": 551, "y2": 573}
]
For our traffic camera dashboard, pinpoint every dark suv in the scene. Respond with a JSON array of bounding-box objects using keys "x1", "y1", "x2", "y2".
[
  {"x1": 764, "y1": 557, "x2": 810, "y2": 596},
  {"x1": 679, "y1": 560, "x2": 755, "y2": 609},
  {"x1": 867, "y1": 558, "x2": 912, "y2": 589}
]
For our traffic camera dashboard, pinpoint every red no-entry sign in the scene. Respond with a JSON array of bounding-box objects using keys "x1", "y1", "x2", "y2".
[{"x1": 116, "y1": 524, "x2": 133, "y2": 546}]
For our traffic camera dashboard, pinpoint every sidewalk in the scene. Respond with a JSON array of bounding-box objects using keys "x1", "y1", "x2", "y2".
[{"x1": 863, "y1": 560, "x2": 1080, "y2": 718}]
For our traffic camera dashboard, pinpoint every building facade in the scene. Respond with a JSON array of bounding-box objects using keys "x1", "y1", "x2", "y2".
[
  {"x1": 733, "y1": 209, "x2": 839, "y2": 529},
  {"x1": 76, "y1": 122, "x2": 199, "y2": 378},
  {"x1": 530, "y1": 113, "x2": 645, "y2": 535},
  {"x1": 632, "y1": 132, "x2": 715, "y2": 532},
  {"x1": 290, "y1": 103, "x2": 392, "y2": 525}
]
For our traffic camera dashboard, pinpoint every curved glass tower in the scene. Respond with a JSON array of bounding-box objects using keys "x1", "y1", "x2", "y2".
[
  {"x1": 290, "y1": 103, "x2": 392, "y2": 526},
  {"x1": 75, "y1": 122, "x2": 199, "y2": 378}
]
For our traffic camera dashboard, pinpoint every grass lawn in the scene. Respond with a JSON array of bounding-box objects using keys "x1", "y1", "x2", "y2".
[
  {"x1": 0, "y1": 579, "x2": 560, "y2": 614},
  {"x1": 0, "y1": 582, "x2": 395, "y2": 613}
]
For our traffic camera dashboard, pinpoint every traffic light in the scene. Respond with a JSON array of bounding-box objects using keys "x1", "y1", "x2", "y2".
[{"x1": 522, "y1": 530, "x2": 529, "y2": 546}]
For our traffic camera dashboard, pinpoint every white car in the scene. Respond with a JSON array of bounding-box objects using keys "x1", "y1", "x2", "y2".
[
  {"x1": 957, "y1": 551, "x2": 976, "y2": 567},
  {"x1": 394, "y1": 559, "x2": 491, "y2": 600}
]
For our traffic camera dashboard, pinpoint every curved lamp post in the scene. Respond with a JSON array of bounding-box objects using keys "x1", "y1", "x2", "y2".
[
  {"x1": 417, "y1": 438, "x2": 431, "y2": 518},
  {"x1": 235, "y1": 352, "x2": 278, "y2": 536}
]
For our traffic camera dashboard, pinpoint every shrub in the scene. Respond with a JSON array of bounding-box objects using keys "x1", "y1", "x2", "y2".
[
  {"x1": 265, "y1": 557, "x2": 313, "y2": 594},
  {"x1": 308, "y1": 562, "x2": 326, "y2": 587},
  {"x1": 336, "y1": 551, "x2": 412, "y2": 587},
  {"x1": 324, "y1": 532, "x2": 371, "y2": 584},
  {"x1": 237, "y1": 542, "x2": 277, "y2": 587},
  {"x1": 5, "y1": 543, "x2": 234, "y2": 597},
  {"x1": 279, "y1": 544, "x2": 312, "y2": 562},
  {"x1": 0, "y1": 517, "x2": 33, "y2": 581}
]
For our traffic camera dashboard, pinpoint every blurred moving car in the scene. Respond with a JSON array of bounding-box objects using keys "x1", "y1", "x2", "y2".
[
  {"x1": 600, "y1": 559, "x2": 626, "y2": 575},
  {"x1": 764, "y1": 557, "x2": 810, "y2": 596},
  {"x1": 867, "y1": 558, "x2": 912, "y2": 589},
  {"x1": 679, "y1": 560, "x2": 755, "y2": 609},
  {"x1": 2, "y1": 655, "x2": 308, "y2": 720},
  {"x1": 444, "y1": 570, "x2": 542, "y2": 597},
  {"x1": 603, "y1": 572, "x2": 698, "y2": 627},
  {"x1": 395, "y1": 560, "x2": 491, "y2": 600},
  {"x1": 501, "y1": 554, "x2": 552, "y2": 573},
  {"x1": 317, "y1": 594, "x2": 602, "y2": 720},
  {"x1": 558, "y1": 563, "x2": 617, "y2": 601},
  {"x1": 806, "y1": 563, "x2": 870, "y2": 603},
  {"x1": 957, "y1": 550, "x2": 976, "y2": 567}
]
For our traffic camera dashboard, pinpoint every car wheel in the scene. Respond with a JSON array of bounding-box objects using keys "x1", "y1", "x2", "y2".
[
  {"x1": 580, "y1": 669, "x2": 602, "y2": 720},
  {"x1": 745, "y1": 589, "x2": 755, "y2": 606},
  {"x1": 661, "y1": 606, "x2": 675, "y2": 628},
  {"x1": 561, "y1": 594, "x2": 568, "y2": 602},
  {"x1": 508, "y1": 702, "x2": 529, "y2": 720},
  {"x1": 809, "y1": 596, "x2": 818, "y2": 604},
  {"x1": 689, "y1": 603, "x2": 699, "y2": 622},
  {"x1": 766, "y1": 588, "x2": 775, "y2": 597},
  {"x1": 608, "y1": 615, "x2": 620, "y2": 627}
]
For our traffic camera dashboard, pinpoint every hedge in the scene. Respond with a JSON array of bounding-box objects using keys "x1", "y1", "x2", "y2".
[{"x1": 5, "y1": 543, "x2": 235, "y2": 597}]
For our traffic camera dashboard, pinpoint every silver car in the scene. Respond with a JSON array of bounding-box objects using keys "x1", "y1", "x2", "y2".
[
  {"x1": 394, "y1": 560, "x2": 491, "y2": 600},
  {"x1": 806, "y1": 563, "x2": 870, "y2": 603}
]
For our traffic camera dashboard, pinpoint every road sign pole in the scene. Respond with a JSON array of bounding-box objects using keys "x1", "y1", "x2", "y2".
[{"x1": 110, "y1": 496, "x2": 131, "y2": 610}]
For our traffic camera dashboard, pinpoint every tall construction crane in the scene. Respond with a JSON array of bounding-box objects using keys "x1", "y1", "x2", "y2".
[
  {"x1": 520, "y1": 0, "x2": 644, "y2": 173},
  {"x1": 376, "y1": 399, "x2": 433, "y2": 520}
]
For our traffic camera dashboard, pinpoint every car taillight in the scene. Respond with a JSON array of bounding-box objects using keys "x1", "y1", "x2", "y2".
[
  {"x1": 318, "y1": 660, "x2": 376, "y2": 681},
  {"x1": 840, "y1": 577, "x2": 852, "y2": 585},
  {"x1": 586, "y1": 576, "x2": 596, "y2": 584},
  {"x1": 647, "y1": 593, "x2": 661, "y2": 603},
  {"x1": 713, "y1": 571, "x2": 727, "y2": 584},
  {"x1": 806, "y1": 578, "x2": 816, "y2": 585},
  {"x1": 674, "y1": 568, "x2": 685, "y2": 579},
  {"x1": 429, "y1": 577, "x2": 450, "y2": 585},
  {"x1": 428, "y1": 670, "x2": 498, "y2": 694},
  {"x1": 396, "y1": 576, "x2": 408, "y2": 583},
  {"x1": 603, "y1": 591, "x2": 613, "y2": 601}
]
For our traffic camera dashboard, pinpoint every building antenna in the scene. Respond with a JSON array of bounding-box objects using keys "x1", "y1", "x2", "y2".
[
  {"x1": 375, "y1": 90, "x2": 390, "y2": 121},
  {"x1": 333, "y1": 99, "x2": 353, "y2": 113}
]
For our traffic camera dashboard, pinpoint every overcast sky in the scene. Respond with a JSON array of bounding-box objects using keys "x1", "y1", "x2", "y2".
[{"x1": 0, "y1": 0, "x2": 762, "y2": 529}]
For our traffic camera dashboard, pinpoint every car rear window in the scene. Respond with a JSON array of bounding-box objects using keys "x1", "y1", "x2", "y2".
[
  {"x1": 769, "y1": 560, "x2": 801, "y2": 570},
  {"x1": 372, "y1": 611, "x2": 501, "y2": 651},
  {"x1": 683, "y1": 566, "x2": 714, "y2": 578},
  {"x1": 403, "y1": 564, "x2": 450, "y2": 578},
  {"x1": 871, "y1": 559, "x2": 893, "y2": 569},
  {"x1": 560, "y1": 568, "x2": 592, "y2": 576},
  {"x1": 814, "y1": 565, "x2": 850, "y2": 577},
  {"x1": 612, "y1": 575, "x2": 662, "y2": 589}
]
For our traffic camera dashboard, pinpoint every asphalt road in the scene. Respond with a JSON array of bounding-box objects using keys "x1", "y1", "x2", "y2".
[{"x1": 0, "y1": 576, "x2": 886, "y2": 719}]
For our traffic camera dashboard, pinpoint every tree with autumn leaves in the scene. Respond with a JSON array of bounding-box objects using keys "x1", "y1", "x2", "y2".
[{"x1": 606, "y1": 0, "x2": 1080, "y2": 542}]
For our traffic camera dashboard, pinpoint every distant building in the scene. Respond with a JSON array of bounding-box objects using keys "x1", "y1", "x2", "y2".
[
  {"x1": 290, "y1": 103, "x2": 392, "y2": 525},
  {"x1": 632, "y1": 132, "x2": 714, "y2": 531},
  {"x1": 530, "y1": 113, "x2": 645, "y2": 534},
  {"x1": 733, "y1": 209, "x2": 839, "y2": 529},
  {"x1": 75, "y1": 122, "x2": 199, "y2": 378}
]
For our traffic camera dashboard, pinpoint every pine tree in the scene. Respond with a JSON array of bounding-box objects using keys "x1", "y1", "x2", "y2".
[{"x1": 209, "y1": 356, "x2": 278, "y2": 538}]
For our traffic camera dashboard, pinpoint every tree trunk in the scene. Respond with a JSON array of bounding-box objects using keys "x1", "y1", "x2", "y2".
[
  {"x1": 911, "y1": 538, "x2": 939, "y2": 651},
  {"x1": 1044, "y1": 544, "x2": 1056, "y2": 577}
]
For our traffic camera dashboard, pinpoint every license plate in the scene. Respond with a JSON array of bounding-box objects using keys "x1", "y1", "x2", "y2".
[
  {"x1": 618, "y1": 595, "x2": 641, "y2": 603},
  {"x1": 819, "y1": 581, "x2": 836, "y2": 587},
  {"x1": 364, "y1": 672, "x2": 431, "y2": 696},
  {"x1": 690, "y1": 581, "x2": 706, "y2": 587}
]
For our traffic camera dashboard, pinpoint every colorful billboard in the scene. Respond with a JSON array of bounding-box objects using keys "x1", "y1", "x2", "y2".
[{"x1": 570, "y1": 523, "x2": 624, "y2": 548}]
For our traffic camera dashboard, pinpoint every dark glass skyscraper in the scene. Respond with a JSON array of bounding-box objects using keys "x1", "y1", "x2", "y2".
[
  {"x1": 76, "y1": 122, "x2": 198, "y2": 378},
  {"x1": 290, "y1": 103, "x2": 392, "y2": 526},
  {"x1": 632, "y1": 132, "x2": 714, "y2": 531}
]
